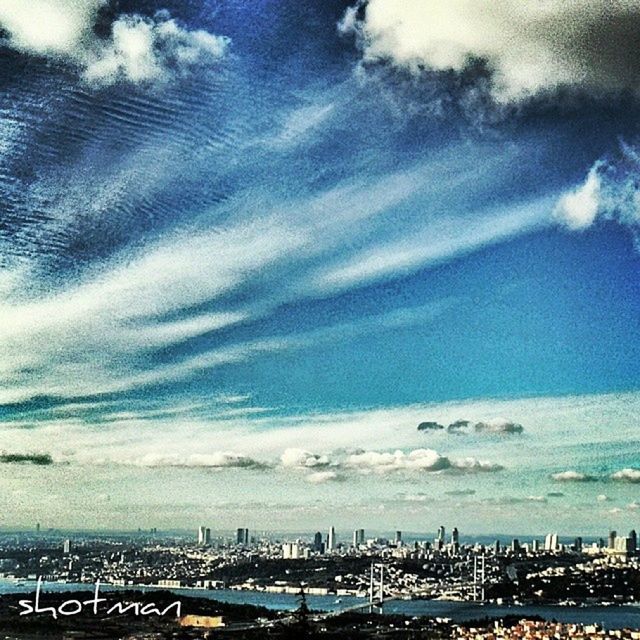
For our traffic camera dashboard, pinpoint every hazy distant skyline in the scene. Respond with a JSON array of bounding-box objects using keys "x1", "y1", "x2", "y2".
[{"x1": 0, "y1": 1, "x2": 638, "y2": 532}]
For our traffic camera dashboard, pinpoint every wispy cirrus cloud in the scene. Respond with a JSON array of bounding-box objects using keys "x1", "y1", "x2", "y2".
[{"x1": 1, "y1": 143, "x2": 546, "y2": 405}]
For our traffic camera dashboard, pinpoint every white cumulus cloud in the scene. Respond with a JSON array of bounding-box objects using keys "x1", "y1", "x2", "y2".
[
  {"x1": 340, "y1": 0, "x2": 640, "y2": 101},
  {"x1": 551, "y1": 470, "x2": 598, "y2": 482},
  {"x1": 554, "y1": 166, "x2": 602, "y2": 230},
  {"x1": 84, "y1": 13, "x2": 228, "y2": 84},
  {"x1": 0, "y1": 1, "x2": 228, "y2": 85},
  {"x1": 342, "y1": 448, "x2": 504, "y2": 475},
  {"x1": 346, "y1": 448, "x2": 450, "y2": 474},
  {"x1": 452, "y1": 457, "x2": 503, "y2": 473},
  {"x1": 280, "y1": 448, "x2": 331, "y2": 469},
  {"x1": 612, "y1": 468, "x2": 640, "y2": 483},
  {"x1": 554, "y1": 146, "x2": 640, "y2": 240},
  {"x1": 306, "y1": 470, "x2": 342, "y2": 484}
]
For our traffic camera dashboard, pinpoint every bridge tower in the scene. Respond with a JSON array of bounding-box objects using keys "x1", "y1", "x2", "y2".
[
  {"x1": 473, "y1": 553, "x2": 486, "y2": 601},
  {"x1": 368, "y1": 562, "x2": 385, "y2": 612}
]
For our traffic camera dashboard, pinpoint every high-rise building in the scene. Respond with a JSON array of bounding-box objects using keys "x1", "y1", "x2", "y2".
[
  {"x1": 531, "y1": 539, "x2": 540, "y2": 552},
  {"x1": 313, "y1": 531, "x2": 323, "y2": 552},
  {"x1": 236, "y1": 528, "x2": 249, "y2": 546},
  {"x1": 395, "y1": 530, "x2": 402, "y2": 544},
  {"x1": 574, "y1": 536, "x2": 583, "y2": 552},
  {"x1": 435, "y1": 525, "x2": 445, "y2": 550},
  {"x1": 451, "y1": 527, "x2": 459, "y2": 545},
  {"x1": 353, "y1": 529, "x2": 365, "y2": 547},
  {"x1": 614, "y1": 536, "x2": 633, "y2": 554},
  {"x1": 35, "y1": 523, "x2": 40, "y2": 534},
  {"x1": 63, "y1": 539, "x2": 71, "y2": 554},
  {"x1": 493, "y1": 539, "x2": 501, "y2": 554},
  {"x1": 511, "y1": 538, "x2": 520, "y2": 552},
  {"x1": 282, "y1": 542, "x2": 301, "y2": 560},
  {"x1": 197, "y1": 526, "x2": 208, "y2": 546},
  {"x1": 327, "y1": 526, "x2": 336, "y2": 551},
  {"x1": 608, "y1": 530, "x2": 617, "y2": 550},
  {"x1": 544, "y1": 533, "x2": 558, "y2": 551},
  {"x1": 630, "y1": 530, "x2": 637, "y2": 553}
]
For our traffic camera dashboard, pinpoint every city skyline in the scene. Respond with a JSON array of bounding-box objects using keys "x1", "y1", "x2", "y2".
[{"x1": 0, "y1": 1, "x2": 639, "y2": 534}]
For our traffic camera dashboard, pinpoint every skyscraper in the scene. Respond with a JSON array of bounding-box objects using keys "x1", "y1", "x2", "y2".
[
  {"x1": 282, "y1": 542, "x2": 300, "y2": 559},
  {"x1": 451, "y1": 527, "x2": 459, "y2": 545},
  {"x1": 197, "y1": 526, "x2": 208, "y2": 546},
  {"x1": 630, "y1": 530, "x2": 637, "y2": 553},
  {"x1": 608, "y1": 530, "x2": 617, "y2": 550},
  {"x1": 327, "y1": 526, "x2": 336, "y2": 551},
  {"x1": 313, "y1": 531, "x2": 323, "y2": 552},
  {"x1": 544, "y1": 533, "x2": 558, "y2": 551},
  {"x1": 395, "y1": 530, "x2": 402, "y2": 544},
  {"x1": 353, "y1": 529, "x2": 365, "y2": 547},
  {"x1": 236, "y1": 528, "x2": 249, "y2": 545},
  {"x1": 63, "y1": 539, "x2": 71, "y2": 554},
  {"x1": 435, "y1": 525, "x2": 445, "y2": 550}
]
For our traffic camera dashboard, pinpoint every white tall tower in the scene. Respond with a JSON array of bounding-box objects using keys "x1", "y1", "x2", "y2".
[{"x1": 327, "y1": 526, "x2": 336, "y2": 551}]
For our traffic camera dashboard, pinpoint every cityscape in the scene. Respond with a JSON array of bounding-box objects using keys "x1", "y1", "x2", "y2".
[
  {"x1": 1, "y1": 0, "x2": 640, "y2": 638},
  {"x1": 2, "y1": 524, "x2": 640, "y2": 603},
  {"x1": 2, "y1": 523, "x2": 640, "y2": 636}
]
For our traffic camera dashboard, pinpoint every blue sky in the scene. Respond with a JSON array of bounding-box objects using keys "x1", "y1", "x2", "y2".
[{"x1": 0, "y1": 0, "x2": 639, "y2": 534}]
